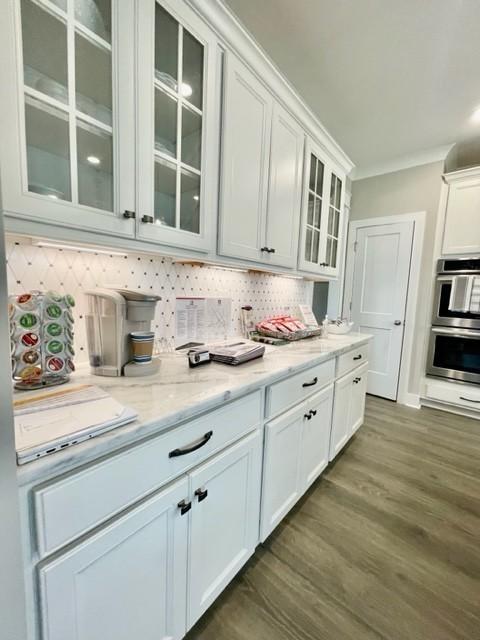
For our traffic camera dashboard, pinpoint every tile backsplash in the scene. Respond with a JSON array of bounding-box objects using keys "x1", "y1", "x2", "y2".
[{"x1": 6, "y1": 236, "x2": 313, "y2": 363}]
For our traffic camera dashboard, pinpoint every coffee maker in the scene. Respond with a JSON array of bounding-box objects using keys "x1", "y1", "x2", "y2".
[{"x1": 84, "y1": 288, "x2": 161, "y2": 377}]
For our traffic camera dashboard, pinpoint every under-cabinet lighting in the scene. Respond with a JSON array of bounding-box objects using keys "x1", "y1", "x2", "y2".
[
  {"x1": 470, "y1": 106, "x2": 480, "y2": 124},
  {"x1": 33, "y1": 240, "x2": 128, "y2": 257},
  {"x1": 278, "y1": 274, "x2": 304, "y2": 280},
  {"x1": 87, "y1": 155, "x2": 101, "y2": 165}
]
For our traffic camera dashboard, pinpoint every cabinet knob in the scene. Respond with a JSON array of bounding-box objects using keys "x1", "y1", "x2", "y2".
[
  {"x1": 123, "y1": 210, "x2": 136, "y2": 219},
  {"x1": 141, "y1": 215, "x2": 154, "y2": 224},
  {"x1": 195, "y1": 488, "x2": 208, "y2": 502},
  {"x1": 177, "y1": 499, "x2": 192, "y2": 515},
  {"x1": 394, "y1": 320, "x2": 402, "y2": 326}
]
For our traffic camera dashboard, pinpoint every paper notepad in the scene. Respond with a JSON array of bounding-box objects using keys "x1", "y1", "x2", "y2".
[{"x1": 14, "y1": 385, "x2": 138, "y2": 464}]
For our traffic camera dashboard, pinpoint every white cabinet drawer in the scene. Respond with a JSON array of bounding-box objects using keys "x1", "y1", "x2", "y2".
[
  {"x1": 426, "y1": 380, "x2": 480, "y2": 411},
  {"x1": 34, "y1": 391, "x2": 262, "y2": 557},
  {"x1": 336, "y1": 344, "x2": 369, "y2": 378},
  {"x1": 266, "y1": 359, "x2": 335, "y2": 417}
]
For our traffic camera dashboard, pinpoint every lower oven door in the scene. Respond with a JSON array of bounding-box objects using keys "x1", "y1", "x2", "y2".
[{"x1": 427, "y1": 327, "x2": 480, "y2": 384}]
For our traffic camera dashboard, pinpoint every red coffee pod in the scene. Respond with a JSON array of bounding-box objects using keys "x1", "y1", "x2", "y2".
[
  {"x1": 46, "y1": 356, "x2": 65, "y2": 373},
  {"x1": 66, "y1": 358, "x2": 75, "y2": 373},
  {"x1": 21, "y1": 332, "x2": 39, "y2": 347}
]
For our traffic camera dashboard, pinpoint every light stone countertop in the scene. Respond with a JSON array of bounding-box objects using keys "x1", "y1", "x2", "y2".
[{"x1": 16, "y1": 333, "x2": 371, "y2": 487}]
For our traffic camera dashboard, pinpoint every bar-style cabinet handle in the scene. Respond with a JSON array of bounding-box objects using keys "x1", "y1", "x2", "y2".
[
  {"x1": 177, "y1": 499, "x2": 192, "y2": 515},
  {"x1": 169, "y1": 431, "x2": 213, "y2": 457},
  {"x1": 302, "y1": 376, "x2": 318, "y2": 388},
  {"x1": 353, "y1": 354, "x2": 362, "y2": 360},
  {"x1": 195, "y1": 488, "x2": 208, "y2": 502},
  {"x1": 459, "y1": 396, "x2": 480, "y2": 403}
]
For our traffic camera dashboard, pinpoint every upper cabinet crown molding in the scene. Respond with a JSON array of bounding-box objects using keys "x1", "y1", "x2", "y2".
[
  {"x1": 442, "y1": 165, "x2": 480, "y2": 256},
  {"x1": 185, "y1": 0, "x2": 354, "y2": 177},
  {"x1": 443, "y1": 165, "x2": 480, "y2": 184}
]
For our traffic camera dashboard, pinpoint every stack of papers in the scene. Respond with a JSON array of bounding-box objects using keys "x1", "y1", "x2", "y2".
[
  {"x1": 14, "y1": 385, "x2": 138, "y2": 465},
  {"x1": 210, "y1": 341, "x2": 265, "y2": 365}
]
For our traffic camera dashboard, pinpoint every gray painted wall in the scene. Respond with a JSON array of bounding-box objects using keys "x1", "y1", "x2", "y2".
[
  {"x1": 350, "y1": 160, "x2": 444, "y2": 397},
  {"x1": 0, "y1": 211, "x2": 28, "y2": 639}
]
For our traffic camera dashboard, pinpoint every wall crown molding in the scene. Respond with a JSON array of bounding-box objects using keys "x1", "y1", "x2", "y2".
[{"x1": 352, "y1": 144, "x2": 454, "y2": 181}]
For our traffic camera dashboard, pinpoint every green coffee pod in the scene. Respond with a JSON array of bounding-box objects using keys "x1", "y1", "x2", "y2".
[
  {"x1": 64, "y1": 293, "x2": 75, "y2": 308},
  {"x1": 65, "y1": 310, "x2": 74, "y2": 325},
  {"x1": 66, "y1": 327, "x2": 74, "y2": 341},
  {"x1": 46, "y1": 339, "x2": 64, "y2": 355},
  {"x1": 46, "y1": 291, "x2": 63, "y2": 303},
  {"x1": 19, "y1": 313, "x2": 38, "y2": 329},
  {"x1": 45, "y1": 303, "x2": 62, "y2": 319},
  {"x1": 46, "y1": 322, "x2": 63, "y2": 337},
  {"x1": 66, "y1": 343, "x2": 75, "y2": 357}
]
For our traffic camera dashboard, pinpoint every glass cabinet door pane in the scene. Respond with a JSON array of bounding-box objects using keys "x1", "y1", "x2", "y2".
[
  {"x1": 305, "y1": 228, "x2": 312, "y2": 262},
  {"x1": 25, "y1": 99, "x2": 71, "y2": 201},
  {"x1": 182, "y1": 30, "x2": 203, "y2": 109},
  {"x1": 312, "y1": 230, "x2": 320, "y2": 262},
  {"x1": 314, "y1": 199, "x2": 321, "y2": 227},
  {"x1": 181, "y1": 106, "x2": 202, "y2": 170},
  {"x1": 309, "y1": 155, "x2": 317, "y2": 191},
  {"x1": 75, "y1": 33, "x2": 112, "y2": 126},
  {"x1": 307, "y1": 193, "x2": 314, "y2": 226},
  {"x1": 155, "y1": 4, "x2": 178, "y2": 90},
  {"x1": 77, "y1": 121, "x2": 113, "y2": 211},
  {"x1": 155, "y1": 89, "x2": 177, "y2": 158},
  {"x1": 75, "y1": 0, "x2": 111, "y2": 42},
  {"x1": 21, "y1": 0, "x2": 68, "y2": 104},
  {"x1": 316, "y1": 161, "x2": 324, "y2": 195},
  {"x1": 180, "y1": 168, "x2": 200, "y2": 233},
  {"x1": 335, "y1": 176, "x2": 342, "y2": 208},
  {"x1": 154, "y1": 157, "x2": 177, "y2": 227}
]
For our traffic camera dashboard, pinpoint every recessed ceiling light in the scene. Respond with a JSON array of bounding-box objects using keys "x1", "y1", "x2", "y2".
[
  {"x1": 87, "y1": 155, "x2": 101, "y2": 165},
  {"x1": 181, "y1": 83, "x2": 193, "y2": 98},
  {"x1": 470, "y1": 106, "x2": 480, "y2": 124}
]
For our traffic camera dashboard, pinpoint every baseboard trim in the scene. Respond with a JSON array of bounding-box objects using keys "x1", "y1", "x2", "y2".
[{"x1": 401, "y1": 393, "x2": 421, "y2": 409}]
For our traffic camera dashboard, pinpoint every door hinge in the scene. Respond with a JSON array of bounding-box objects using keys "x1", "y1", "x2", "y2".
[{"x1": 353, "y1": 240, "x2": 358, "y2": 252}]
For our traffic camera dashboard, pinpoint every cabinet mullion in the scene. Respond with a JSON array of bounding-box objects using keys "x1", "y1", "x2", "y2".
[
  {"x1": 66, "y1": 0, "x2": 79, "y2": 204},
  {"x1": 175, "y1": 23, "x2": 184, "y2": 230}
]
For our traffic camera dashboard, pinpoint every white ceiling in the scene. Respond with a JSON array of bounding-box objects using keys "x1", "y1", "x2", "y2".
[{"x1": 224, "y1": 0, "x2": 480, "y2": 175}]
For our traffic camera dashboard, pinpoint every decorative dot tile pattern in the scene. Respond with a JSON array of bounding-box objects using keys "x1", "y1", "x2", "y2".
[{"x1": 5, "y1": 236, "x2": 313, "y2": 362}]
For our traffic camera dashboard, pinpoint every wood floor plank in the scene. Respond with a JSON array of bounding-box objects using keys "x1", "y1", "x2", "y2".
[{"x1": 186, "y1": 396, "x2": 480, "y2": 640}]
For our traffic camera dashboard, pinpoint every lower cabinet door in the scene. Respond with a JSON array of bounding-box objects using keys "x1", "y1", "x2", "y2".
[
  {"x1": 300, "y1": 384, "x2": 334, "y2": 490},
  {"x1": 330, "y1": 362, "x2": 369, "y2": 460},
  {"x1": 260, "y1": 406, "x2": 303, "y2": 541},
  {"x1": 187, "y1": 430, "x2": 262, "y2": 629},
  {"x1": 350, "y1": 363, "x2": 369, "y2": 435},
  {"x1": 38, "y1": 477, "x2": 189, "y2": 640}
]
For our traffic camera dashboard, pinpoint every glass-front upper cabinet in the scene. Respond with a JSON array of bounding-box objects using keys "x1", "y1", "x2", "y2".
[
  {"x1": 136, "y1": 0, "x2": 219, "y2": 252},
  {"x1": 298, "y1": 140, "x2": 345, "y2": 277},
  {"x1": 0, "y1": 0, "x2": 135, "y2": 236}
]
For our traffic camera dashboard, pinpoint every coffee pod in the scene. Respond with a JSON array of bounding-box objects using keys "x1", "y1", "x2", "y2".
[
  {"x1": 45, "y1": 322, "x2": 63, "y2": 338},
  {"x1": 22, "y1": 349, "x2": 40, "y2": 365},
  {"x1": 66, "y1": 327, "x2": 74, "y2": 341},
  {"x1": 46, "y1": 356, "x2": 65, "y2": 373},
  {"x1": 16, "y1": 293, "x2": 36, "y2": 310},
  {"x1": 64, "y1": 309, "x2": 74, "y2": 325},
  {"x1": 45, "y1": 303, "x2": 62, "y2": 320},
  {"x1": 21, "y1": 332, "x2": 39, "y2": 348},
  {"x1": 46, "y1": 291, "x2": 63, "y2": 303},
  {"x1": 46, "y1": 339, "x2": 64, "y2": 355},
  {"x1": 19, "y1": 365, "x2": 42, "y2": 383},
  {"x1": 66, "y1": 358, "x2": 75, "y2": 373},
  {"x1": 19, "y1": 312, "x2": 38, "y2": 330},
  {"x1": 66, "y1": 343, "x2": 75, "y2": 357},
  {"x1": 64, "y1": 293, "x2": 75, "y2": 308},
  {"x1": 8, "y1": 303, "x2": 15, "y2": 319}
]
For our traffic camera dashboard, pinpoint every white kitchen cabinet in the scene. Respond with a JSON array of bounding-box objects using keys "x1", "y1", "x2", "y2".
[
  {"x1": 264, "y1": 102, "x2": 305, "y2": 268},
  {"x1": 442, "y1": 168, "x2": 480, "y2": 255},
  {"x1": 39, "y1": 477, "x2": 190, "y2": 640},
  {"x1": 136, "y1": 0, "x2": 219, "y2": 252},
  {"x1": 219, "y1": 52, "x2": 272, "y2": 263},
  {"x1": 219, "y1": 52, "x2": 304, "y2": 268},
  {"x1": 330, "y1": 362, "x2": 368, "y2": 460},
  {"x1": 261, "y1": 384, "x2": 334, "y2": 541},
  {"x1": 298, "y1": 138, "x2": 345, "y2": 277},
  {"x1": 187, "y1": 430, "x2": 262, "y2": 628},
  {"x1": 0, "y1": 0, "x2": 136, "y2": 237}
]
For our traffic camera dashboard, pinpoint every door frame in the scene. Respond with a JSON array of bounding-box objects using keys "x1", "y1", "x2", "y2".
[{"x1": 343, "y1": 211, "x2": 426, "y2": 407}]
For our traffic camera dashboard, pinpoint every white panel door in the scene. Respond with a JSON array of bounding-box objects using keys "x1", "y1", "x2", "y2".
[
  {"x1": 264, "y1": 102, "x2": 304, "y2": 268},
  {"x1": 219, "y1": 52, "x2": 272, "y2": 262},
  {"x1": 187, "y1": 430, "x2": 262, "y2": 629},
  {"x1": 39, "y1": 477, "x2": 189, "y2": 640},
  {"x1": 300, "y1": 384, "x2": 334, "y2": 489},
  {"x1": 351, "y1": 222, "x2": 413, "y2": 400},
  {"x1": 443, "y1": 176, "x2": 480, "y2": 255}
]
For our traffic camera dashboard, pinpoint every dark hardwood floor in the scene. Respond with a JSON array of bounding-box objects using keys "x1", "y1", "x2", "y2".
[{"x1": 186, "y1": 396, "x2": 480, "y2": 640}]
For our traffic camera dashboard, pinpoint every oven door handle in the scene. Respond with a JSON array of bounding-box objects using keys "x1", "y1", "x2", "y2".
[{"x1": 432, "y1": 327, "x2": 480, "y2": 338}]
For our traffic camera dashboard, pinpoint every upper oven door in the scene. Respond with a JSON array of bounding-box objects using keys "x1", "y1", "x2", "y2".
[
  {"x1": 432, "y1": 277, "x2": 480, "y2": 329},
  {"x1": 427, "y1": 327, "x2": 480, "y2": 385}
]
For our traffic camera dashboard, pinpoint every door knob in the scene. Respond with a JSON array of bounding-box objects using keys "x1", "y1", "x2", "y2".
[{"x1": 394, "y1": 320, "x2": 402, "y2": 326}]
